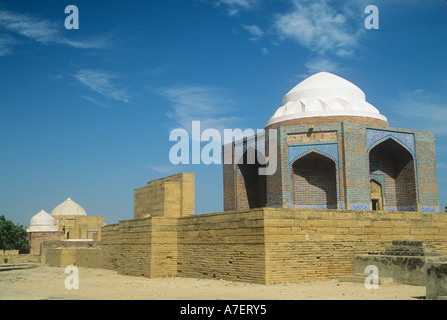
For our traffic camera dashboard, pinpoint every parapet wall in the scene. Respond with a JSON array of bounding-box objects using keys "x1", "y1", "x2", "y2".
[
  {"x1": 263, "y1": 209, "x2": 447, "y2": 284},
  {"x1": 99, "y1": 208, "x2": 447, "y2": 285},
  {"x1": 41, "y1": 240, "x2": 100, "y2": 264},
  {"x1": 101, "y1": 218, "x2": 177, "y2": 278},
  {"x1": 134, "y1": 173, "x2": 194, "y2": 219},
  {"x1": 177, "y1": 210, "x2": 266, "y2": 283}
]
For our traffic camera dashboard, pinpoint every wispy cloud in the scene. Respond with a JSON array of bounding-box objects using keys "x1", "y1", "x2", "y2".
[
  {"x1": 242, "y1": 24, "x2": 264, "y2": 42},
  {"x1": 0, "y1": 35, "x2": 17, "y2": 56},
  {"x1": 81, "y1": 95, "x2": 110, "y2": 108},
  {"x1": 74, "y1": 69, "x2": 131, "y2": 103},
  {"x1": 302, "y1": 58, "x2": 342, "y2": 77},
  {"x1": 158, "y1": 85, "x2": 240, "y2": 133},
  {"x1": 0, "y1": 9, "x2": 110, "y2": 54},
  {"x1": 390, "y1": 89, "x2": 447, "y2": 135},
  {"x1": 216, "y1": 0, "x2": 260, "y2": 16},
  {"x1": 213, "y1": 0, "x2": 366, "y2": 75},
  {"x1": 273, "y1": 0, "x2": 362, "y2": 58}
]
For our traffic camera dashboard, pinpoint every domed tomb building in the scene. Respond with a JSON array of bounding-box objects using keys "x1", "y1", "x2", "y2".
[
  {"x1": 27, "y1": 210, "x2": 64, "y2": 254},
  {"x1": 50, "y1": 197, "x2": 104, "y2": 241},
  {"x1": 27, "y1": 197, "x2": 105, "y2": 254},
  {"x1": 223, "y1": 72, "x2": 439, "y2": 212}
]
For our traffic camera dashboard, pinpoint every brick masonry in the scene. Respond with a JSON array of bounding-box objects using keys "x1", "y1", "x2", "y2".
[{"x1": 223, "y1": 118, "x2": 439, "y2": 213}]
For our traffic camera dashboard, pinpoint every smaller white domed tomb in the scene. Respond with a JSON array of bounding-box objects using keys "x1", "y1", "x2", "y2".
[{"x1": 27, "y1": 210, "x2": 58, "y2": 232}]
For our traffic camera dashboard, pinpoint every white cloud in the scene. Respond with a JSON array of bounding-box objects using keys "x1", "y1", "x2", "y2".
[
  {"x1": 0, "y1": 10, "x2": 110, "y2": 53},
  {"x1": 242, "y1": 24, "x2": 264, "y2": 42},
  {"x1": 74, "y1": 69, "x2": 131, "y2": 103},
  {"x1": 0, "y1": 35, "x2": 17, "y2": 56},
  {"x1": 303, "y1": 58, "x2": 342, "y2": 76},
  {"x1": 273, "y1": 0, "x2": 362, "y2": 57},
  {"x1": 158, "y1": 85, "x2": 240, "y2": 134}
]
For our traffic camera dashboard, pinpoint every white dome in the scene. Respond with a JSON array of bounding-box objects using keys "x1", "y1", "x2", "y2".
[
  {"x1": 51, "y1": 197, "x2": 87, "y2": 217},
  {"x1": 27, "y1": 210, "x2": 58, "y2": 232},
  {"x1": 266, "y1": 72, "x2": 387, "y2": 127}
]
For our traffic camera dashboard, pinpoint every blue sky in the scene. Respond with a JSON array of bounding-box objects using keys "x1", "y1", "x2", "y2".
[{"x1": 0, "y1": 0, "x2": 446, "y2": 226}]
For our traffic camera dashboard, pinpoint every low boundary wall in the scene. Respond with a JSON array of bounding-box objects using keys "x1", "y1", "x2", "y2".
[{"x1": 98, "y1": 208, "x2": 447, "y2": 285}]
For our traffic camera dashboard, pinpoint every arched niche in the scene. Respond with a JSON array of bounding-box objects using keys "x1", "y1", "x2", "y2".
[
  {"x1": 290, "y1": 151, "x2": 338, "y2": 208},
  {"x1": 368, "y1": 137, "x2": 417, "y2": 210}
]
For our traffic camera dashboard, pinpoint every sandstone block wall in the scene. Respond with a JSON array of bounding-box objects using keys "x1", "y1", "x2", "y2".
[
  {"x1": 134, "y1": 173, "x2": 194, "y2": 219},
  {"x1": 177, "y1": 210, "x2": 266, "y2": 283},
  {"x1": 45, "y1": 248, "x2": 102, "y2": 268},
  {"x1": 41, "y1": 240, "x2": 100, "y2": 264},
  {"x1": 0, "y1": 254, "x2": 41, "y2": 264},
  {"x1": 74, "y1": 248, "x2": 104, "y2": 269},
  {"x1": 101, "y1": 224, "x2": 120, "y2": 270},
  {"x1": 263, "y1": 209, "x2": 447, "y2": 284},
  {"x1": 50, "y1": 172, "x2": 445, "y2": 285},
  {"x1": 99, "y1": 207, "x2": 447, "y2": 285},
  {"x1": 46, "y1": 249, "x2": 76, "y2": 267},
  {"x1": 53, "y1": 215, "x2": 104, "y2": 240},
  {"x1": 101, "y1": 217, "x2": 178, "y2": 278},
  {"x1": 116, "y1": 218, "x2": 152, "y2": 277}
]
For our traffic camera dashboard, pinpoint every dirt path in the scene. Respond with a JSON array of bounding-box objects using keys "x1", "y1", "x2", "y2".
[{"x1": 0, "y1": 264, "x2": 426, "y2": 300}]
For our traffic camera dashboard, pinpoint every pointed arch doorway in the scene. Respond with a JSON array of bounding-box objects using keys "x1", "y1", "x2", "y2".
[{"x1": 370, "y1": 179, "x2": 383, "y2": 211}]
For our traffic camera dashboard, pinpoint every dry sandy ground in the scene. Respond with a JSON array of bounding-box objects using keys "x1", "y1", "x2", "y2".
[{"x1": 0, "y1": 264, "x2": 426, "y2": 300}]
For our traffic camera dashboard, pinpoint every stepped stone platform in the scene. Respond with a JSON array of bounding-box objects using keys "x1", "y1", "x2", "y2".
[{"x1": 341, "y1": 241, "x2": 447, "y2": 286}]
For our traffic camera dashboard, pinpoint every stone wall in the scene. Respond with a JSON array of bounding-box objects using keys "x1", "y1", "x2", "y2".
[
  {"x1": 98, "y1": 207, "x2": 447, "y2": 285},
  {"x1": 0, "y1": 254, "x2": 41, "y2": 264},
  {"x1": 263, "y1": 209, "x2": 447, "y2": 284},
  {"x1": 40, "y1": 240, "x2": 100, "y2": 263},
  {"x1": 100, "y1": 217, "x2": 178, "y2": 278},
  {"x1": 28, "y1": 231, "x2": 64, "y2": 255},
  {"x1": 52, "y1": 215, "x2": 104, "y2": 240},
  {"x1": 134, "y1": 173, "x2": 194, "y2": 219},
  {"x1": 101, "y1": 224, "x2": 120, "y2": 270},
  {"x1": 46, "y1": 248, "x2": 103, "y2": 268},
  {"x1": 177, "y1": 210, "x2": 266, "y2": 283}
]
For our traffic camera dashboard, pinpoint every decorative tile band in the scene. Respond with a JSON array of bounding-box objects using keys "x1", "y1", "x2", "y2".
[
  {"x1": 385, "y1": 206, "x2": 417, "y2": 212},
  {"x1": 349, "y1": 203, "x2": 370, "y2": 211},
  {"x1": 288, "y1": 143, "x2": 339, "y2": 166},
  {"x1": 293, "y1": 205, "x2": 338, "y2": 210},
  {"x1": 366, "y1": 129, "x2": 415, "y2": 156},
  {"x1": 420, "y1": 206, "x2": 439, "y2": 213}
]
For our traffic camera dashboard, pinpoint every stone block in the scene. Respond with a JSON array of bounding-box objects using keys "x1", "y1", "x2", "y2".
[
  {"x1": 352, "y1": 241, "x2": 447, "y2": 286},
  {"x1": 426, "y1": 262, "x2": 447, "y2": 300}
]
